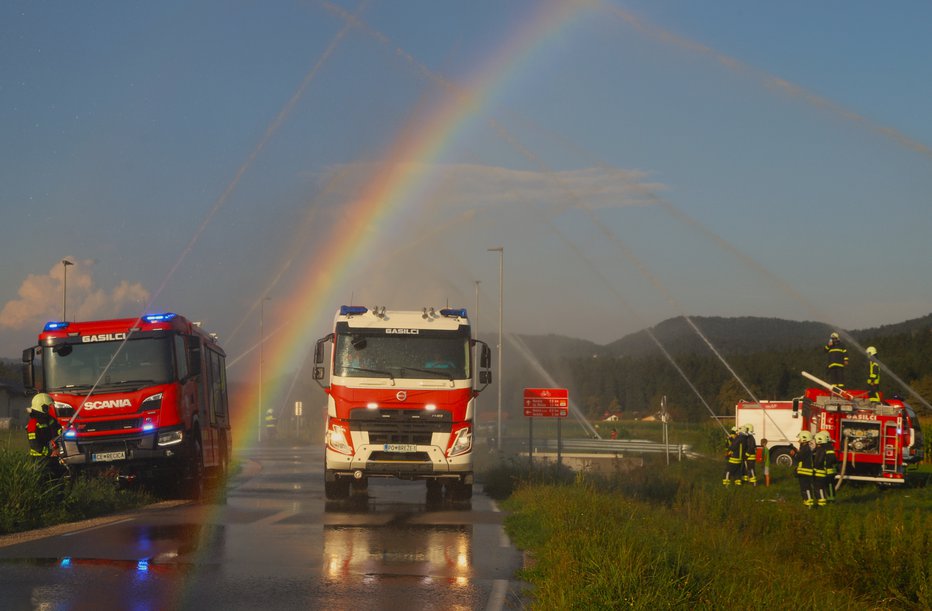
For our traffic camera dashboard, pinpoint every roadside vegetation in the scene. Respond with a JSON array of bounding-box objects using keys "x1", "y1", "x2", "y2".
[
  {"x1": 485, "y1": 421, "x2": 932, "y2": 609},
  {"x1": 0, "y1": 441, "x2": 153, "y2": 536}
]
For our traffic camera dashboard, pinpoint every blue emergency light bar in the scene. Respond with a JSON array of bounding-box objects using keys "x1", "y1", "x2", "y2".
[
  {"x1": 44, "y1": 321, "x2": 70, "y2": 331},
  {"x1": 64, "y1": 429, "x2": 77, "y2": 439},
  {"x1": 440, "y1": 308, "x2": 467, "y2": 318},
  {"x1": 142, "y1": 423, "x2": 155, "y2": 432},
  {"x1": 143, "y1": 313, "x2": 177, "y2": 323},
  {"x1": 340, "y1": 306, "x2": 368, "y2": 316}
]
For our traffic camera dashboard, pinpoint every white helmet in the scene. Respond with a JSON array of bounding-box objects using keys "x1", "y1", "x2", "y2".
[
  {"x1": 830, "y1": 332, "x2": 840, "y2": 340},
  {"x1": 744, "y1": 423, "x2": 754, "y2": 434},
  {"x1": 30, "y1": 393, "x2": 54, "y2": 415},
  {"x1": 866, "y1": 346, "x2": 877, "y2": 357}
]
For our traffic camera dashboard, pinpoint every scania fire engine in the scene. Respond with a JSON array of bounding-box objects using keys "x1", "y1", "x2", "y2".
[
  {"x1": 314, "y1": 306, "x2": 492, "y2": 501},
  {"x1": 22, "y1": 313, "x2": 232, "y2": 497},
  {"x1": 736, "y1": 371, "x2": 924, "y2": 484}
]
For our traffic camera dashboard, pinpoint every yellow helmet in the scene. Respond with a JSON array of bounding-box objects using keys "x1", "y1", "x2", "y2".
[
  {"x1": 30, "y1": 393, "x2": 54, "y2": 414},
  {"x1": 797, "y1": 430, "x2": 813, "y2": 443},
  {"x1": 866, "y1": 346, "x2": 877, "y2": 357},
  {"x1": 814, "y1": 431, "x2": 831, "y2": 444}
]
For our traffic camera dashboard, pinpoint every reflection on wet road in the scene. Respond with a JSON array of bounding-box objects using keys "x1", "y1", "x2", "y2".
[{"x1": 0, "y1": 445, "x2": 523, "y2": 610}]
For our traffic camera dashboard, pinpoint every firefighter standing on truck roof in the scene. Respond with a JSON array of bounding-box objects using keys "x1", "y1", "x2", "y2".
[
  {"x1": 742, "y1": 424, "x2": 758, "y2": 486},
  {"x1": 866, "y1": 346, "x2": 881, "y2": 403},
  {"x1": 794, "y1": 430, "x2": 816, "y2": 508},
  {"x1": 26, "y1": 393, "x2": 64, "y2": 477},
  {"x1": 824, "y1": 332, "x2": 849, "y2": 388},
  {"x1": 813, "y1": 431, "x2": 837, "y2": 507}
]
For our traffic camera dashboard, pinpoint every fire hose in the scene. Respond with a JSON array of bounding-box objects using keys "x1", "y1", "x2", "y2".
[{"x1": 835, "y1": 435, "x2": 850, "y2": 491}]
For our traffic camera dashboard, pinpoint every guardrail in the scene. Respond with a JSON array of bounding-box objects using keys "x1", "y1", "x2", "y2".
[{"x1": 533, "y1": 438, "x2": 693, "y2": 461}]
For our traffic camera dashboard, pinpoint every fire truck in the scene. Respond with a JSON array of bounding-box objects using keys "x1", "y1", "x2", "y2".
[
  {"x1": 313, "y1": 306, "x2": 492, "y2": 501},
  {"x1": 22, "y1": 313, "x2": 232, "y2": 498},
  {"x1": 736, "y1": 371, "x2": 924, "y2": 484}
]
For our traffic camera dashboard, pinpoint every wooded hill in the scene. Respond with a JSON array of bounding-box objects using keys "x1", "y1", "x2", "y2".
[{"x1": 505, "y1": 313, "x2": 932, "y2": 422}]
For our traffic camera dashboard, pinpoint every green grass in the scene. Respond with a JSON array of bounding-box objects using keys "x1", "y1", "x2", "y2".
[
  {"x1": 503, "y1": 457, "x2": 932, "y2": 609},
  {"x1": 0, "y1": 445, "x2": 153, "y2": 536}
]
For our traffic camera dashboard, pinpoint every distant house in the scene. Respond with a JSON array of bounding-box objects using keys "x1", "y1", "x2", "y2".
[
  {"x1": 0, "y1": 381, "x2": 28, "y2": 430},
  {"x1": 602, "y1": 414, "x2": 621, "y2": 422}
]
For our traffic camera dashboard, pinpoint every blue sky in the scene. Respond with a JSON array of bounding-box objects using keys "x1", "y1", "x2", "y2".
[{"x1": 2, "y1": 1, "x2": 931, "y2": 376}]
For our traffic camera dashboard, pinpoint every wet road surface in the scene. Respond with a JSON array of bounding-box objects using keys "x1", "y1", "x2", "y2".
[{"x1": 0, "y1": 445, "x2": 525, "y2": 610}]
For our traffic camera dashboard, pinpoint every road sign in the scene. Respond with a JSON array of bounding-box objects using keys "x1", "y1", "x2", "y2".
[{"x1": 523, "y1": 387, "x2": 568, "y2": 417}]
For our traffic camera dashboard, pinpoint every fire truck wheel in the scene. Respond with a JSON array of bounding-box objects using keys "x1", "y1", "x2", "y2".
[
  {"x1": 184, "y1": 437, "x2": 205, "y2": 501},
  {"x1": 770, "y1": 447, "x2": 796, "y2": 468},
  {"x1": 325, "y1": 478, "x2": 350, "y2": 500},
  {"x1": 449, "y1": 481, "x2": 473, "y2": 501}
]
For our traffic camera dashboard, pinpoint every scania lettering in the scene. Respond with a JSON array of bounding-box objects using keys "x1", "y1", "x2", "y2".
[
  {"x1": 22, "y1": 313, "x2": 232, "y2": 498},
  {"x1": 314, "y1": 306, "x2": 492, "y2": 501}
]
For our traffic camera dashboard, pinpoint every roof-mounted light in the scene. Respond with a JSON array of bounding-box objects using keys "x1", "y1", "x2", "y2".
[
  {"x1": 44, "y1": 321, "x2": 69, "y2": 331},
  {"x1": 340, "y1": 305, "x2": 368, "y2": 316},
  {"x1": 143, "y1": 313, "x2": 177, "y2": 323},
  {"x1": 440, "y1": 308, "x2": 467, "y2": 319}
]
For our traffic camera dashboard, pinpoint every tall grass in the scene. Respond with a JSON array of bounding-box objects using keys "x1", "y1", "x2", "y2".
[
  {"x1": 0, "y1": 448, "x2": 152, "y2": 535},
  {"x1": 504, "y1": 457, "x2": 932, "y2": 609}
]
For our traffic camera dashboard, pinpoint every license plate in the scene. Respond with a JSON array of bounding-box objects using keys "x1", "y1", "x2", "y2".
[
  {"x1": 383, "y1": 444, "x2": 417, "y2": 453},
  {"x1": 92, "y1": 451, "x2": 126, "y2": 462}
]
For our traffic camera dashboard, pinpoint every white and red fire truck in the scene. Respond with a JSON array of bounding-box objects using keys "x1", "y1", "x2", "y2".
[
  {"x1": 313, "y1": 306, "x2": 492, "y2": 501},
  {"x1": 736, "y1": 372, "x2": 924, "y2": 484},
  {"x1": 22, "y1": 313, "x2": 232, "y2": 497}
]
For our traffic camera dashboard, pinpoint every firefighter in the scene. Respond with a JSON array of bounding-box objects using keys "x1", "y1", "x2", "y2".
[
  {"x1": 723, "y1": 425, "x2": 745, "y2": 486},
  {"x1": 823, "y1": 332, "x2": 849, "y2": 388},
  {"x1": 742, "y1": 423, "x2": 758, "y2": 486},
  {"x1": 794, "y1": 430, "x2": 816, "y2": 508},
  {"x1": 264, "y1": 408, "x2": 278, "y2": 442},
  {"x1": 760, "y1": 438, "x2": 771, "y2": 486},
  {"x1": 813, "y1": 430, "x2": 837, "y2": 506},
  {"x1": 26, "y1": 393, "x2": 64, "y2": 477},
  {"x1": 866, "y1": 346, "x2": 881, "y2": 403}
]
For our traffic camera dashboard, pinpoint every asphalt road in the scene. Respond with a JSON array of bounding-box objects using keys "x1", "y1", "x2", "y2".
[{"x1": 0, "y1": 445, "x2": 526, "y2": 610}]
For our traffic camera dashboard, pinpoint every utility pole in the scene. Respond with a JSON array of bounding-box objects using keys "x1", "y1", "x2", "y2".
[
  {"x1": 259, "y1": 297, "x2": 270, "y2": 443},
  {"x1": 487, "y1": 247, "x2": 503, "y2": 451},
  {"x1": 61, "y1": 259, "x2": 74, "y2": 320}
]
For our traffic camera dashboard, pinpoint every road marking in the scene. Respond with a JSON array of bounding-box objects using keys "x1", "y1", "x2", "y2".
[
  {"x1": 485, "y1": 579, "x2": 509, "y2": 611},
  {"x1": 62, "y1": 517, "x2": 135, "y2": 537},
  {"x1": 254, "y1": 508, "x2": 299, "y2": 526}
]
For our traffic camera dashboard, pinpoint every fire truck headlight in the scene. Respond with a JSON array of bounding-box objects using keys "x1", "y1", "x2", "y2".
[
  {"x1": 142, "y1": 393, "x2": 163, "y2": 409},
  {"x1": 157, "y1": 430, "x2": 184, "y2": 446},
  {"x1": 448, "y1": 426, "x2": 472, "y2": 457},
  {"x1": 327, "y1": 424, "x2": 353, "y2": 455}
]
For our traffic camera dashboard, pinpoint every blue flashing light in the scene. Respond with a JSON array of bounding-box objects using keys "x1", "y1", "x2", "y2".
[
  {"x1": 340, "y1": 305, "x2": 368, "y2": 316},
  {"x1": 142, "y1": 423, "x2": 155, "y2": 432},
  {"x1": 440, "y1": 308, "x2": 467, "y2": 319},
  {"x1": 64, "y1": 429, "x2": 77, "y2": 439},
  {"x1": 143, "y1": 313, "x2": 177, "y2": 323},
  {"x1": 136, "y1": 560, "x2": 149, "y2": 573},
  {"x1": 44, "y1": 321, "x2": 70, "y2": 331},
  {"x1": 60, "y1": 557, "x2": 72, "y2": 568}
]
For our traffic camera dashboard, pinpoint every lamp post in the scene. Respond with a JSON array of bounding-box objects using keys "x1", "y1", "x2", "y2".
[
  {"x1": 474, "y1": 280, "x2": 480, "y2": 434},
  {"x1": 258, "y1": 297, "x2": 271, "y2": 443},
  {"x1": 61, "y1": 259, "x2": 74, "y2": 320},
  {"x1": 487, "y1": 247, "x2": 503, "y2": 451}
]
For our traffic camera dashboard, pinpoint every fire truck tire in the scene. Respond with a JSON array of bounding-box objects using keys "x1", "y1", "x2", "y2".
[
  {"x1": 770, "y1": 447, "x2": 796, "y2": 468},
  {"x1": 183, "y1": 437, "x2": 206, "y2": 501},
  {"x1": 325, "y1": 478, "x2": 351, "y2": 500},
  {"x1": 449, "y1": 481, "x2": 473, "y2": 501}
]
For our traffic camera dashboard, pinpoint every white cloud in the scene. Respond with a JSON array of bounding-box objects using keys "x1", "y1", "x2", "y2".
[{"x1": 0, "y1": 259, "x2": 150, "y2": 330}]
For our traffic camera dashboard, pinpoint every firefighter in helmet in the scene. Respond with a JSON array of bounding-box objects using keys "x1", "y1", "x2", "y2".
[
  {"x1": 26, "y1": 393, "x2": 64, "y2": 476},
  {"x1": 742, "y1": 423, "x2": 758, "y2": 486},
  {"x1": 823, "y1": 332, "x2": 848, "y2": 389},
  {"x1": 866, "y1": 346, "x2": 881, "y2": 403},
  {"x1": 794, "y1": 430, "x2": 816, "y2": 508},
  {"x1": 812, "y1": 430, "x2": 837, "y2": 506},
  {"x1": 723, "y1": 425, "x2": 745, "y2": 486},
  {"x1": 264, "y1": 408, "x2": 278, "y2": 442}
]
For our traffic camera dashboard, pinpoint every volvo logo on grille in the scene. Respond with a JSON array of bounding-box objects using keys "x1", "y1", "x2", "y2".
[{"x1": 396, "y1": 391, "x2": 407, "y2": 401}]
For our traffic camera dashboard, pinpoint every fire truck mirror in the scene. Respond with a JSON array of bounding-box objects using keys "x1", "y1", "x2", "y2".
[
  {"x1": 314, "y1": 340, "x2": 325, "y2": 365},
  {"x1": 21, "y1": 346, "x2": 36, "y2": 389},
  {"x1": 480, "y1": 345, "x2": 492, "y2": 369},
  {"x1": 313, "y1": 366, "x2": 325, "y2": 380},
  {"x1": 479, "y1": 370, "x2": 492, "y2": 385},
  {"x1": 792, "y1": 398, "x2": 799, "y2": 418}
]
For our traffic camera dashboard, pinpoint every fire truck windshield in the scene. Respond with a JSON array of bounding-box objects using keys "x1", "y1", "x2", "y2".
[
  {"x1": 43, "y1": 337, "x2": 174, "y2": 391},
  {"x1": 333, "y1": 333, "x2": 470, "y2": 380}
]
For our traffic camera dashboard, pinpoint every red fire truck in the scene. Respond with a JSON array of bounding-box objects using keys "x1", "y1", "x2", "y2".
[
  {"x1": 22, "y1": 313, "x2": 232, "y2": 498},
  {"x1": 736, "y1": 371, "x2": 924, "y2": 484},
  {"x1": 313, "y1": 306, "x2": 492, "y2": 501}
]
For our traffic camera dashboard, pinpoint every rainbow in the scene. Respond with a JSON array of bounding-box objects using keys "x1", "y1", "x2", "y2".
[{"x1": 230, "y1": 1, "x2": 587, "y2": 452}]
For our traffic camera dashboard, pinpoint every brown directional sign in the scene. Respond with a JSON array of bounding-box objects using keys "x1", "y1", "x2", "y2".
[{"x1": 523, "y1": 387, "x2": 569, "y2": 417}]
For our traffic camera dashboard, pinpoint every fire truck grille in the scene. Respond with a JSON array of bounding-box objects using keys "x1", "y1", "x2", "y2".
[
  {"x1": 82, "y1": 419, "x2": 142, "y2": 433},
  {"x1": 350, "y1": 408, "x2": 451, "y2": 445}
]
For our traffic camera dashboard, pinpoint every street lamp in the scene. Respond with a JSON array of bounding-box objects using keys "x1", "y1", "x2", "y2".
[
  {"x1": 474, "y1": 280, "x2": 480, "y2": 433},
  {"x1": 258, "y1": 297, "x2": 271, "y2": 443},
  {"x1": 487, "y1": 247, "x2": 503, "y2": 451},
  {"x1": 61, "y1": 259, "x2": 74, "y2": 320}
]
